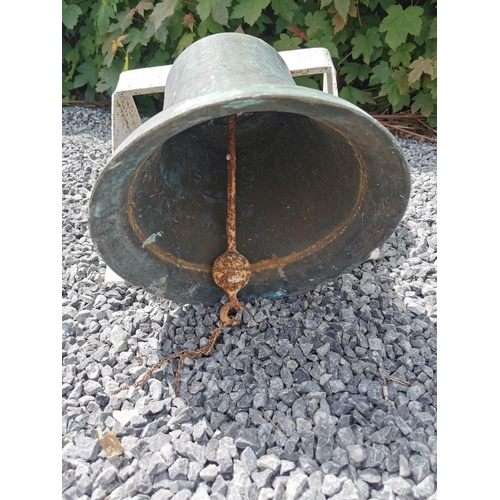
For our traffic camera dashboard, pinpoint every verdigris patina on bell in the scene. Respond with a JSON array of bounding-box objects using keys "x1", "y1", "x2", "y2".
[{"x1": 89, "y1": 33, "x2": 411, "y2": 304}]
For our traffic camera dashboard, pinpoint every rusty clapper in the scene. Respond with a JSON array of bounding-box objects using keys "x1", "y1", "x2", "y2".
[{"x1": 89, "y1": 33, "x2": 411, "y2": 395}]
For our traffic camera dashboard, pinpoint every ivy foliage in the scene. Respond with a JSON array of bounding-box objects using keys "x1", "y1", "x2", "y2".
[{"x1": 62, "y1": 0, "x2": 437, "y2": 126}]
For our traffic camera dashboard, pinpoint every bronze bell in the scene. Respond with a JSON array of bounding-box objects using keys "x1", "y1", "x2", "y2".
[{"x1": 89, "y1": 33, "x2": 411, "y2": 305}]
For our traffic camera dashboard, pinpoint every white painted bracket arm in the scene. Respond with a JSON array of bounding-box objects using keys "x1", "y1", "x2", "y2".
[
  {"x1": 278, "y1": 47, "x2": 338, "y2": 97},
  {"x1": 112, "y1": 65, "x2": 172, "y2": 151}
]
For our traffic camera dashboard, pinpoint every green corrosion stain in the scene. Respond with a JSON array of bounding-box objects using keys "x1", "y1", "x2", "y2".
[{"x1": 223, "y1": 99, "x2": 262, "y2": 109}]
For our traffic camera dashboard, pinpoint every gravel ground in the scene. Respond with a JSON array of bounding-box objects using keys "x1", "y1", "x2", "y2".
[{"x1": 62, "y1": 106, "x2": 437, "y2": 500}]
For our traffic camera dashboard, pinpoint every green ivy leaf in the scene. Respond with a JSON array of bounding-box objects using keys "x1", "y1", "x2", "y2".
[
  {"x1": 391, "y1": 67, "x2": 409, "y2": 94},
  {"x1": 411, "y1": 91, "x2": 434, "y2": 116},
  {"x1": 273, "y1": 34, "x2": 302, "y2": 51},
  {"x1": 62, "y1": 2, "x2": 82, "y2": 30},
  {"x1": 197, "y1": 15, "x2": 224, "y2": 37},
  {"x1": 339, "y1": 63, "x2": 371, "y2": 84},
  {"x1": 271, "y1": 0, "x2": 298, "y2": 22},
  {"x1": 379, "y1": 5, "x2": 423, "y2": 50},
  {"x1": 389, "y1": 42, "x2": 415, "y2": 67},
  {"x1": 275, "y1": 16, "x2": 291, "y2": 34},
  {"x1": 231, "y1": 0, "x2": 271, "y2": 27},
  {"x1": 340, "y1": 86, "x2": 375, "y2": 105},
  {"x1": 305, "y1": 36, "x2": 339, "y2": 59},
  {"x1": 167, "y1": 10, "x2": 184, "y2": 42},
  {"x1": 96, "y1": 1, "x2": 115, "y2": 36},
  {"x1": 428, "y1": 17, "x2": 437, "y2": 39},
  {"x1": 294, "y1": 75, "x2": 320, "y2": 90},
  {"x1": 320, "y1": 0, "x2": 334, "y2": 8},
  {"x1": 125, "y1": 27, "x2": 148, "y2": 53},
  {"x1": 73, "y1": 61, "x2": 99, "y2": 89},
  {"x1": 197, "y1": 0, "x2": 231, "y2": 26},
  {"x1": 425, "y1": 78, "x2": 437, "y2": 100},
  {"x1": 80, "y1": 34, "x2": 96, "y2": 57},
  {"x1": 379, "y1": 0, "x2": 396, "y2": 9},
  {"x1": 304, "y1": 10, "x2": 334, "y2": 40},
  {"x1": 334, "y1": 0, "x2": 351, "y2": 22},
  {"x1": 333, "y1": 29, "x2": 349, "y2": 45},
  {"x1": 369, "y1": 61, "x2": 391, "y2": 85},
  {"x1": 64, "y1": 47, "x2": 80, "y2": 80},
  {"x1": 136, "y1": 0, "x2": 154, "y2": 17},
  {"x1": 379, "y1": 76, "x2": 400, "y2": 107},
  {"x1": 96, "y1": 63, "x2": 121, "y2": 94},
  {"x1": 408, "y1": 56, "x2": 434, "y2": 85},
  {"x1": 108, "y1": 10, "x2": 134, "y2": 33},
  {"x1": 85, "y1": 86, "x2": 95, "y2": 103},
  {"x1": 62, "y1": 39, "x2": 71, "y2": 60},
  {"x1": 427, "y1": 116, "x2": 436, "y2": 128},
  {"x1": 149, "y1": 0, "x2": 179, "y2": 31},
  {"x1": 391, "y1": 92, "x2": 410, "y2": 113},
  {"x1": 293, "y1": 8, "x2": 305, "y2": 26},
  {"x1": 351, "y1": 27, "x2": 382, "y2": 64},
  {"x1": 424, "y1": 38, "x2": 437, "y2": 59},
  {"x1": 176, "y1": 32, "x2": 196, "y2": 54},
  {"x1": 154, "y1": 23, "x2": 169, "y2": 44},
  {"x1": 371, "y1": 46, "x2": 384, "y2": 63},
  {"x1": 149, "y1": 48, "x2": 173, "y2": 66},
  {"x1": 62, "y1": 75, "x2": 73, "y2": 99}
]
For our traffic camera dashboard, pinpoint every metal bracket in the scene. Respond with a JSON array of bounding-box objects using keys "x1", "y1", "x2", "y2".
[{"x1": 111, "y1": 47, "x2": 338, "y2": 151}]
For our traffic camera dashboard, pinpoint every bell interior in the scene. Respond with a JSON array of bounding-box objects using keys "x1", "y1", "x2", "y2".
[{"x1": 127, "y1": 111, "x2": 362, "y2": 269}]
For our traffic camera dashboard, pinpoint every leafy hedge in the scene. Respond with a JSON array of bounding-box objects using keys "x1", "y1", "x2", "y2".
[{"x1": 62, "y1": 0, "x2": 436, "y2": 126}]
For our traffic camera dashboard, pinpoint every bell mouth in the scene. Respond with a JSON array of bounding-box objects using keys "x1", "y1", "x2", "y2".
[
  {"x1": 126, "y1": 110, "x2": 366, "y2": 273},
  {"x1": 90, "y1": 85, "x2": 410, "y2": 303}
]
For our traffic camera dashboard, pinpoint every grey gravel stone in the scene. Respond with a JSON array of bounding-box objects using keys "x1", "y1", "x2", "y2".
[
  {"x1": 331, "y1": 479, "x2": 360, "y2": 500},
  {"x1": 169, "y1": 458, "x2": 189, "y2": 480},
  {"x1": 409, "y1": 453, "x2": 431, "y2": 483},
  {"x1": 190, "y1": 484, "x2": 210, "y2": 500},
  {"x1": 413, "y1": 473, "x2": 436, "y2": 499},
  {"x1": 407, "y1": 383, "x2": 426, "y2": 401},
  {"x1": 70, "y1": 434, "x2": 100, "y2": 461},
  {"x1": 257, "y1": 453, "x2": 281, "y2": 473},
  {"x1": 337, "y1": 426, "x2": 356, "y2": 447},
  {"x1": 285, "y1": 470, "x2": 308, "y2": 500},
  {"x1": 199, "y1": 464, "x2": 219, "y2": 482},
  {"x1": 240, "y1": 447, "x2": 258, "y2": 475},
  {"x1": 358, "y1": 468, "x2": 381, "y2": 483},
  {"x1": 346, "y1": 445, "x2": 366, "y2": 464},
  {"x1": 280, "y1": 460, "x2": 296, "y2": 475},
  {"x1": 399, "y1": 454, "x2": 411, "y2": 477},
  {"x1": 109, "y1": 325, "x2": 130, "y2": 352},
  {"x1": 322, "y1": 474, "x2": 342, "y2": 496},
  {"x1": 384, "y1": 476, "x2": 413, "y2": 496},
  {"x1": 170, "y1": 490, "x2": 192, "y2": 500},
  {"x1": 151, "y1": 491, "x2": 174, "y2": 500},
  {"x1": 251, "y1": 468, "x2": 274, "y2": 489}
]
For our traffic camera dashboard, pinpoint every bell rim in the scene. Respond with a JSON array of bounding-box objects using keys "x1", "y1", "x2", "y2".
[
  {"x1": 90, "y1": 84, "x2": 411, "y2": 304},
  {"x1": 110, "y1": 83, "x2": 395, "y2": 163}
]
